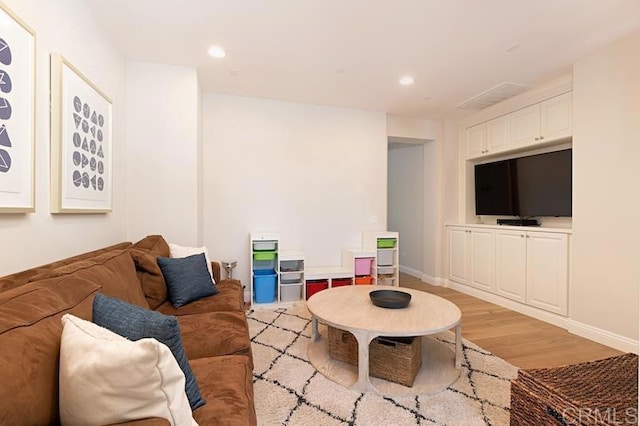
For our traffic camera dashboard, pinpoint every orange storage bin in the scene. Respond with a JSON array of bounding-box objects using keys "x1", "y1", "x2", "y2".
[
  {"x1": 306, "y1": 280, "x2": 329, "y2": 300},
  {"x1": 354, "y1": 275, "x2": 373, "y2": 285},
  {"x1": 332, "y1": 277, "x2": 352, "y2": 287}
]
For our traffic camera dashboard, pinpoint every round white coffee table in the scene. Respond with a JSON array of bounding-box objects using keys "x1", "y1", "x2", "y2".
[{"x1": 307, "y1": 286, "x2": 462, "y2": 396}]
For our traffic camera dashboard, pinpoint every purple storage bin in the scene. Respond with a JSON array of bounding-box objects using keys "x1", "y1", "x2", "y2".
[{"x1": 354, "y1": 257, "x2": 374, "y2": 276}]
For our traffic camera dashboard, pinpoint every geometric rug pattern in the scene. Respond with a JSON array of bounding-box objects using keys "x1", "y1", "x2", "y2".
[{"x1": 248, "y1": 305, "x2": 519, "y2": 425}]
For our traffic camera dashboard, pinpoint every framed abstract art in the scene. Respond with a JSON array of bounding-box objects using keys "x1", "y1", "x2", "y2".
[
  {"x1": 51, "y1": 53, "x2": 112, "y2": 213},
  {"x1": 0, "y1": 2, "x2": 35, "y2": 212}
]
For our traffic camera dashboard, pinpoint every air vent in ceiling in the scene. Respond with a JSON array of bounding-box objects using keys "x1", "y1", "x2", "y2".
[{"x1": 455, "y1": 82, "x2": 529, "y2": 110}]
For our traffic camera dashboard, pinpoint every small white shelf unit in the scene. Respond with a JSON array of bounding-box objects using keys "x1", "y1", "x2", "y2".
[{"x1": 279, "y1": 250, "x2": 305, "y2": 303}]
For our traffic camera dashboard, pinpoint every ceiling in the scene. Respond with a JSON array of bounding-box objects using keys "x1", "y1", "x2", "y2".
[{"x1": 86, "y1": 0, "x2": 640, "y2": 120}]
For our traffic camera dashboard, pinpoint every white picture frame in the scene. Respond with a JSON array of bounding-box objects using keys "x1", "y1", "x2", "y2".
[
  {"x1": 0, "y1": 2, "x2": 35, "y2": 213},
  {"x1": 51, "y1": 53, "x2": 112, "y2": 213}
]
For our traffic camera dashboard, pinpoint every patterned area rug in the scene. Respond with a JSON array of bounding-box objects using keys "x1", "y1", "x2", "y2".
[{"x1": 247, "y1": 305, "x2": 519, "y2": 426}]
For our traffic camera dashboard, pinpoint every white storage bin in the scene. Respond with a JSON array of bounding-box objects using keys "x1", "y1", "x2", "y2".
[
  {"x1": 281, "y1": 260, "x2": 303, "y2": 272},
  {"x1": 253, "y1": 241, "x2": 277, "y2": 251},
  {"x1": 377, "y1": 266, "x2": 395, "y2": 275},
  {"x1": 281, "y1": 271, "x2": 303, "y2": 284},
  {"x1": 280, "y1": 283, "x2": 303, "y2": 302},
  {"x1": 377, "y1": 249, "x2": 394, "y2": 266}
]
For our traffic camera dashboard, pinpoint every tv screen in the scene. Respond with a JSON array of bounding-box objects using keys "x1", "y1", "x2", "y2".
[{"x1": 474, "y1": 149, "x2": 572, "y2": 217}]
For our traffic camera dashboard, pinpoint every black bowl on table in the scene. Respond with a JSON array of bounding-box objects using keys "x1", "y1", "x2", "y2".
[{"x1": 369, "y1": 289, "x2": 411, "y2": 309}]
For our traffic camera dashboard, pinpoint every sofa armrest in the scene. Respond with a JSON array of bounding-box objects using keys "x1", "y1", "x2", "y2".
[{"x1": 211, "y1": 261, "x2": 221, "y2": 283}]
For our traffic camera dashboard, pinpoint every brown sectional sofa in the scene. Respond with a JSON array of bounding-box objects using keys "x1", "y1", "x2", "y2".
[{"x1": 0, "y1": 235, "x2": 256, "y2": 425}]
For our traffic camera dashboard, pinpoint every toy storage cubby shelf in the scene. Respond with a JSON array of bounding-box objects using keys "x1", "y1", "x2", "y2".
[
  {"x1": 279, "y1": 251, "x2": 305, "y2": 303},
  {"x1": 250, "y1": 233, "x2": 279, "y2": 307},
  {"x1": 249, "y1": 230, "x2": 399, "y2": 307},
  {"x1": 362, "y1": 231, "x2": 400, "y2": 287}
]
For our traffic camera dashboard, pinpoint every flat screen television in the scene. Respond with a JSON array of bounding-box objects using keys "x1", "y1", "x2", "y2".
[{"x1": 474, "y1": 149, "x2": 572, "y2": 217}]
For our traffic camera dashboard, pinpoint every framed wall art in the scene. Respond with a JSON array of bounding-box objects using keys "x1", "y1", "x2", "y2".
[
  {"x1": 0, "y1": 2, "x2": 35, "y2": 212},
  {"x1": 51, "y1": 53, "x2": 112, "y2": 213}
]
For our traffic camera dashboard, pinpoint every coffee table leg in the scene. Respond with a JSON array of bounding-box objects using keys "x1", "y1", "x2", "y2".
[
  {"x1": 352, "y1": 331, "x2": 375, "y2": 393},
  {"x1": 455, "y1": 323, "x2": 462, "y2": 369},
  {"x1": 311, "y1": 316, "x2": 320, "y2": 342}
]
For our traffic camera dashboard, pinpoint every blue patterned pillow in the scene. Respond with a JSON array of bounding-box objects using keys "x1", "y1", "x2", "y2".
[
  {"x1": 92, "y1": 293, "x2": 205, "y2": 410},
  {"x1": 157, "y1": 253, "x2": 219, "y2": 308}
]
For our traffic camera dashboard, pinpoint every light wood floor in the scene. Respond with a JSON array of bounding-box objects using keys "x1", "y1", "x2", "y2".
[{"x1": 399, "y1": 273, "x2": 623, "y2": 370}]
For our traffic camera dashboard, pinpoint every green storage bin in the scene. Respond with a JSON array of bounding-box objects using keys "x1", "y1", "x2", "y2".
[
  {"x1": 253, "y1": 251, "x2": 277, "y2": 261},
  {"x1": 377, "y1": 238, "x2": 397, "y2": 249}
]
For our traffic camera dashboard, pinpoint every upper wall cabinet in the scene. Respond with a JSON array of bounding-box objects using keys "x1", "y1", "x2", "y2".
[
  {"x1": 465, "y1": 92, "x2": 572, "y2": 159},
  {"x1": 466, "y1": 123, "x2": 486, "y2": 157},
  {"x1": 465, "y1": 115, "x2": 511, "y2": 157},
  {"x1": 511, "y1": 92, "x2": 572, "y2": 146}
]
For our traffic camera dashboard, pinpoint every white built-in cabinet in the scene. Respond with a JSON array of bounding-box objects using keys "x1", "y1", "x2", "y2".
[
  {"x1": 465, "y1": 92, "x2": 572, "y2": 159},
  {"x1": 525, "y1": 231, "x2": 568, "y2": 315},
  {"x1": 494, "y1": 230, "x2": 527, "y2": 303},
  {"x1": 448, "y1": 225, "x2": 569, "y2": 316},
  {"x1": 449, "y1": 228, "x2": 494, "y2": 292}
]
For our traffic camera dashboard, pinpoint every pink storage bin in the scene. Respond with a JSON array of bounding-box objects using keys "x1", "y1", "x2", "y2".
[{"x1": 354, "y1": 257, "x2": 374, "y2": 276}]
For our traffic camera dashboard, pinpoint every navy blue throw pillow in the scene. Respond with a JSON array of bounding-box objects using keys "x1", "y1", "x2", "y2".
[
  {"x1": 92, "y1": 293, "x2": 205, "y2": 410},
  {"x1": 157, "y1": 253, "x2": 219, "y2": 308}
]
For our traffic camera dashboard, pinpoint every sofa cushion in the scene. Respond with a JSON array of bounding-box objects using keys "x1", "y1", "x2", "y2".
[
  {"x1": 169, "y1": 243, "x2": 216, "y2": 284},
  {"x1": 30, "y1": 249, "x2": 149, "y2": 309},
  {"x1": 93, "y1": 293, "x2": 205, "y2": 410},
  {"x1": 191, "y1": 356, "x2": 257, "y2": 426},
  {"x1": 158, "y1": 253, "x2": 218, "y2": 308},
  {"x1": 132, "y1": 234, "x2": 171, "y2": 257},
  {"x1": 0, "y1": 276, "x2": 100, "y2": 425},
  {"x1": 178, "y1": 311, "x2": 253, "y2": 364},
  {"x1": 0, "y1": 241, "x2": 132, "y2": 293},
  {"x1": 59, "y1": 314, "x2": 197, "y2": 426},
  {"x1": 129, "y1": 248, "x2": 168, "y2": 310},
  {"x1": 127, "y1": 235, "x2": 171, "y2": 310},
  {"x1": 157, "y1": 279, "x2": 244, "y2": 315}
]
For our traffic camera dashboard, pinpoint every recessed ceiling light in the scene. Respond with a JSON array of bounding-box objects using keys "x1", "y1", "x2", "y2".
[
  {"x1": 399, "y1": 76, "x2": 415, "y2": 86},
  {"x1": 207, "y1": 45, "x2": 226, "y2": 58}
]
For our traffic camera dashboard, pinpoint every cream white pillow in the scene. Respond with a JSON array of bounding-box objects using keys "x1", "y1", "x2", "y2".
[
  {"x1": 169, "y1": 243, "x2": 215, "y2": 283},
  {"x1": 59, "y1": 314, "x2": 198, "y2": 426}
]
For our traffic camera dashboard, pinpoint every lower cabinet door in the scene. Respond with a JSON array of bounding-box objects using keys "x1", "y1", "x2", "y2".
[
  {"x1": 525, "y1": 232, "x2": 568, "y2": 315},
  {"x1": 469, "y1": 229, "x2": 495, "y2": 292},
  {"x1": 495, "y1": 230, "x2": 527, "y2": 303}
]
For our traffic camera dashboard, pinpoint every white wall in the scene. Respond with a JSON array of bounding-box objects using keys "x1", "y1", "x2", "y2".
[
  {"x1": 202, "y1": 94, "x2": 387, "y2": 284},
  {"x1": 125, "y1": 61, "x2": 200, "y2": 246},
  {"x1": 423, "y1": 140, "x2": 438, "y2": 281},
  {"x1": 387, "y1": 116, "x2": 439, "y2": 140},
  {"x1": 571, "y1": 31, "x2": 640, "y2": 342},
  {"x1": 388, "y1": 144, "x2": 424, "y2": 273},
  {"x1": 0, "y1": 0, "x2": 127, "y2": 276}
]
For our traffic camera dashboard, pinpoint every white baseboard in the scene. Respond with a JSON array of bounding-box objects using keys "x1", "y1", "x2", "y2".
[
  {"x1": 567, "y1": 320, "x2": 639, "y2": 354},
  {"x1": 448, "y1": 281, "x2": 570, "y2": 329},
  {"x1": 448, "y1": 281, "x2": 639, "y2": 353},
  {"x1": 422, "y1": 274, "x2": 444, "y2": 286},
  {"x1": 399, "y1": 265, "x2": 444, "y2": 286},
  {"x1": 399, "y1": 265, "x2": 422, "y2": 279}
]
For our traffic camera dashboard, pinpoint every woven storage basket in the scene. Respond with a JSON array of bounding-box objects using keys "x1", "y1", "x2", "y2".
[
  {"x1": 510, "y1": 353, "x2": 638, "y2": 426},
  {"x1": 327, "y1": 326, "x2": 422, "y2": 387}
]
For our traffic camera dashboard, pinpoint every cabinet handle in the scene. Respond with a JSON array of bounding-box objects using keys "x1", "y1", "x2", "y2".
[
  {"x1": 520, "y1": 234, "x2": 524, "y2": 238},
  {"x1": 540, "y1": 136, "x2": 545, "y2": 140},
  {"x1": 534, "y1": 137, "x2": 539, "y2": 141}
]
